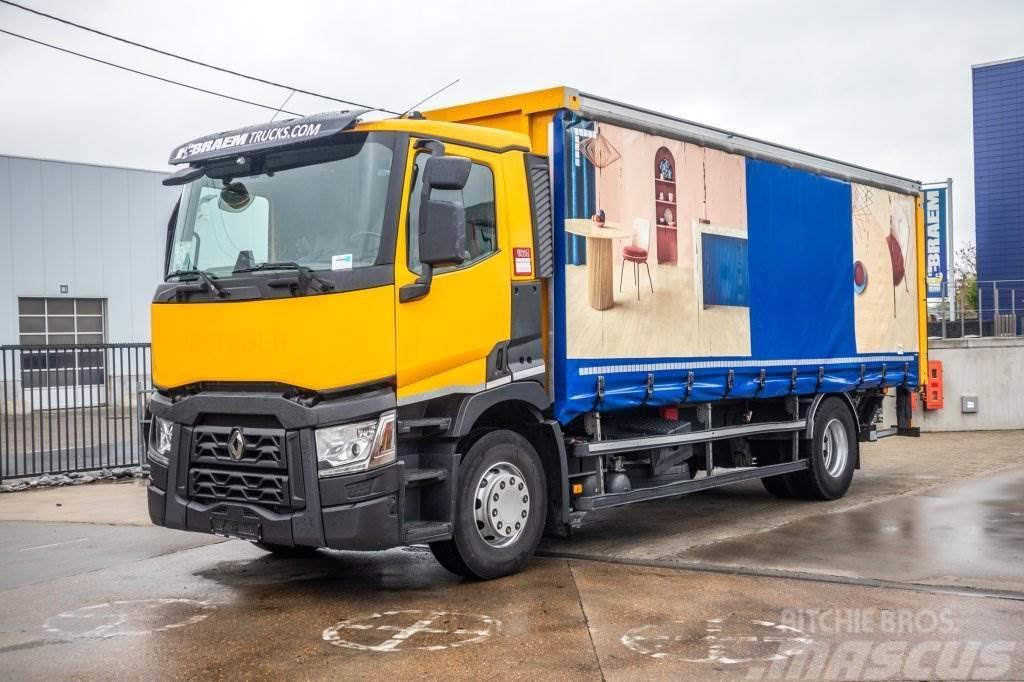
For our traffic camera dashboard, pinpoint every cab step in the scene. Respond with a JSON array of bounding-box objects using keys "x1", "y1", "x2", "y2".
[
  {"x1": 402, "y1": 467, "x2": 447, "y2": 487},
  {"x1": 404, "y1": 520, "x2": 452, "y2": 544}
]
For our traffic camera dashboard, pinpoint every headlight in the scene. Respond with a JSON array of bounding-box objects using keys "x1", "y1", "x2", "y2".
[
  {"x1": 315, "y1": 410, "x2": 396, "y2": 478},
  {"x1": 149, "y1": 416, "x2": 173, "y2": 466}
]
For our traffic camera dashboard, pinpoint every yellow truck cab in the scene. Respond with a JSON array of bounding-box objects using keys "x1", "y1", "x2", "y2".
[{"x1": 148, "y1": 88, "x2": 925, "y2": 579}]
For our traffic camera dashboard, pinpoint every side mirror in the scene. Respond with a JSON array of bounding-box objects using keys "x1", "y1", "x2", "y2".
[
  {"x1": 424, "y1": 155, "x2": 471, "y2": 191},
  {"x1": 399, "y1": 151, "x2": 471, "y2": 303},
  {"x1": 419, "y1": 199, "x2": 466, "y2": 267},
  {"x1": 417, "y1": 155, "x2": 471, "y2": 267}
]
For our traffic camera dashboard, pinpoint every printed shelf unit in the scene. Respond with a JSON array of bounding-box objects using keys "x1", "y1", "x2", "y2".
[{"x1": 654, "y1": 147, "x2": 677, "y2": 264}]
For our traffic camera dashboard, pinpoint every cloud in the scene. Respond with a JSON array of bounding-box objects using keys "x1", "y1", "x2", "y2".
[{"x1": 1, "y1": 0, "x2": 1020, "y2": 249}]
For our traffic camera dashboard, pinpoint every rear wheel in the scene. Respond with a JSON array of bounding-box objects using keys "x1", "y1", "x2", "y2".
[
  {"x1": 751, "y1": 440, "x2": 797, "y2": 499},
  {"x1": 430, "y1": 429, "x2": 547, "y2": 580},
  {"x1": 761, "y1": 472, "x2": 796, "y2": 498},
  {"x1": 787, "y1": 397, "x2": 857, "y2": 500}
]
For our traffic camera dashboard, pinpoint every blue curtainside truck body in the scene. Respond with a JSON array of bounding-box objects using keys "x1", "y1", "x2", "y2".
[{"x1": 549, "y1": 102, "x2": 922, "y2": 423}]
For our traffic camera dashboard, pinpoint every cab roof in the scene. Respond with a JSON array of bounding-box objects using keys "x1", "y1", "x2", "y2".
[
  {"x1": 355, "y1": 117, "x2": 531, "y2": 153},
  {"x1": 166, "y1": 108, "x2": 534, "y2": 171}
]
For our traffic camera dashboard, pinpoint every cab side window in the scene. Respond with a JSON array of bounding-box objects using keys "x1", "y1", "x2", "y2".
[{"x1": 408, "y1": 154, "x2": 497, "y2": 274}]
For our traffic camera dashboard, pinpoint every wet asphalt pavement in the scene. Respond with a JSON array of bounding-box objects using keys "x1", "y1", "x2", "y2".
[{"x1": 1, "y1": 431, "x2": 1023, "y2": 680}]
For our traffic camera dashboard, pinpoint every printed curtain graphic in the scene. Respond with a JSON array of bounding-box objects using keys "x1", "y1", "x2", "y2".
[
  {"x1": 701, "y1": 234, "x2": 749, "y2": 307},
  {"x1": 552, "y1": 114, "x2": 920, "y2": 423},
  {"x1": 852, "y1": 183, "x2": 919, "y2": 353},
  {"x1": 562, "y1": 118, "x2": 751, "y2": 360},
  {"x1": 563, "y1": 117, "x2": 598, "y2": 266}
]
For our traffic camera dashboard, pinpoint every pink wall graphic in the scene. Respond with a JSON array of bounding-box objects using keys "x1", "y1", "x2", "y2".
[{"x1": 565, "y1": 122, "x2": 751, "y2": 359}]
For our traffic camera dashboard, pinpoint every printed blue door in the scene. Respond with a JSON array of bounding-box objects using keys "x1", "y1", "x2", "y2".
[{"x1": 701, "y1": 233, "x2": 749, "y2": 307}]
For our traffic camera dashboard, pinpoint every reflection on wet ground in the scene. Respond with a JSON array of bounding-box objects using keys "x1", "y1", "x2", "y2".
[{"x1": 0, "y1": 432, "x2": 1022, "y2": 679}]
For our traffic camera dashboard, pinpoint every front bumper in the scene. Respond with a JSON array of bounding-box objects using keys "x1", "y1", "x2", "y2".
[{"x1": 146, "y1": 387, "x2": 403, "y2": 551}]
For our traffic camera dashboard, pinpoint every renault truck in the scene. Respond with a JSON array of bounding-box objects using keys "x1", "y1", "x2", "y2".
[{"x1": 147, "y1": 87, "x2": 926, "y2": 579}]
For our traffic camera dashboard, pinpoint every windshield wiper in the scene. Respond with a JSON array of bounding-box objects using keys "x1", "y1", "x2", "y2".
[
  {"x1": 166, "y1": 269, "x2": 228, "y2": 298},
  {"x1": 233, "y1": 261, "x2": 335, "y2": 294}
]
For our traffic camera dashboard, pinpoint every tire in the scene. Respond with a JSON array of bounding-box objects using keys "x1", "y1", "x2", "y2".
[
  {"x1": 787, "y1": 397, "x2": 857, "y2": 501},
  {"x1": 253, "y1": 542, "x2": 318, "y2": 557},
  {"x1": 761, "y1": 473, "x2": 796, "y2": 498},
  {"x1": 430, "y1": 429, "x2": 547, "y2": 580},
  {"x1": 750, "y1": 440, "x2": 797, "y2": 499}
]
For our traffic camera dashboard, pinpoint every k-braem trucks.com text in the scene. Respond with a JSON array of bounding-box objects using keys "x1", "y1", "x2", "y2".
[{"x1": 173, "y1": 122, "x2": 323, "y2": 160}]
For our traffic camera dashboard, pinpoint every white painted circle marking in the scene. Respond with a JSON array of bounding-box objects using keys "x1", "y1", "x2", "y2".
[
  {"x1": 43, "y1": 598, "x2": 215, "y2": 639},
  {"x1": 622, "y1": 616, "x2": 811, "y2": 664},
  {"x1": 322, "y1": 610, "x2": 500, "y2": 652}
]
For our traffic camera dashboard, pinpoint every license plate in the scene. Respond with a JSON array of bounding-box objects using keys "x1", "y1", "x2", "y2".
[{"x1": 211, "y1": 518, "x2": 261, "y2": 541}]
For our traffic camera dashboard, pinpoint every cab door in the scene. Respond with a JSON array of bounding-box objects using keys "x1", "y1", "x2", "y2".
[{"x1": 394, "y1": 141, "x2": 510, "y2": 405}]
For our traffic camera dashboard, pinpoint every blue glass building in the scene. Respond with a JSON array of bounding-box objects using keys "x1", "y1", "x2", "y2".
[{"x1": 972, "y1": 56, "x2": 1024, "y2": 318}]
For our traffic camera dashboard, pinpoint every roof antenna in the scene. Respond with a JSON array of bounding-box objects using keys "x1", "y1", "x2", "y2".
[
  {"x1": 270, "y1": 89, "x2": 297, "y2": 122},
  {"x1": 400, "y1": 78, "x2": 460, "y2": 118}
]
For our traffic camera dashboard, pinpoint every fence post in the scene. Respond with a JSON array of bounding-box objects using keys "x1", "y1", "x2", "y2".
[{"x1": 960, "y1": 280, "x2": 966, "y2": 338}]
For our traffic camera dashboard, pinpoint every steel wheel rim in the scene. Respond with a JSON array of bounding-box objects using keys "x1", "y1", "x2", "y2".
[
  {"x1": 473, "y1": 461, "x2": 530, "y2": 548},
  {"x1": 822, "y1": 418, "x2": 849, "y2": 478}
]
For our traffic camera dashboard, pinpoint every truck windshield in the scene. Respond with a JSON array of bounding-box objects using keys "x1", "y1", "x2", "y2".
[{"x1": 168, "y1": 132, "x2": 396, "y2": 277}]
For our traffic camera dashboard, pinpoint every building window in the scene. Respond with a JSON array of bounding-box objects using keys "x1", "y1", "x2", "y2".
[
  {"x1": 17, "y1": 298, "x2": 106, "y2": 346},
  {"x1": 17, "y1": 298, "x2": 107, "y2": 394}
]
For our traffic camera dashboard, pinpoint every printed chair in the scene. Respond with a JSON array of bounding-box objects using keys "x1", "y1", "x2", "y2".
[{"x1": 619, "y1": 218, "x2": 654, "y2": 300}]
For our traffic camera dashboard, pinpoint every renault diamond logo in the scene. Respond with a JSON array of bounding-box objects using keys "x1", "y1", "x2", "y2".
[{"x1": 227, "y1": 428, "x2": 245, "y2": 461}]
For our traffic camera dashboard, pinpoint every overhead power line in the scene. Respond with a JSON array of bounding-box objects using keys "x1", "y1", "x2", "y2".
[
  {"x1": 0, "y1": 0, "x2": 399, "y2": 115},
  {"x1": 0, "y1": 28, "x2": 303, "y2": 116}
]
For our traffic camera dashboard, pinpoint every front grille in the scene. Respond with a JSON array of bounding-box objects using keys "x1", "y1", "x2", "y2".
[
  {"x1": 191, "y1": 426, "x2": 286, "y2": 469},
  {"x1": 188, "y1": 425, "x2": 291, "y2": 510},
  {"x1": 189, "y1": 468, "x2": 289, "y2": 508}
]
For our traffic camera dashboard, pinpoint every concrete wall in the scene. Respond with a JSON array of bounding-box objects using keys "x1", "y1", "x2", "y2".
[
  {"x1": 0, "y1": 155, "x2": 177, "y2": 345},
  {"x1": 921, "y1": 337, "x2": 1024, "y2": 432}
]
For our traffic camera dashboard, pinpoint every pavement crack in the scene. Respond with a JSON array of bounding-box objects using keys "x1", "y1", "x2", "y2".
[
  {"x1": 546, "y1": 552, "x2": 1024, "y2": 604},
  {"x1": 567, "y1": 560, "x2": 606, "y2": 682},
  {"x1": 0, "y1": 638, "x2": 71, "y2": 654}
]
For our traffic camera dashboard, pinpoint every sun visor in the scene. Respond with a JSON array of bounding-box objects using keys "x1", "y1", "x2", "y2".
[{"x1": 168, "y1": 109, "x2": 370, "y2": 165}]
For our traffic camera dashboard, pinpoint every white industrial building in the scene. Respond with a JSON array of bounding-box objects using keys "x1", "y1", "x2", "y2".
[
  {"x1": 0, "y1": 154, "x2": 176, "y2": 347},
  {"x1": 1, "y1": 155, "x2": 176, "y2": 476}
]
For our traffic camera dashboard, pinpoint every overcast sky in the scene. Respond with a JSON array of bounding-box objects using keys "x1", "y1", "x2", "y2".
[{"x1": 1, "y1": 0, "x2": 1022, "y2": 252}]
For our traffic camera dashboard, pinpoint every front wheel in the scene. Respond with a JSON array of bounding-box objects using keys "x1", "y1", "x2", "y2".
[{"x1": 430, "y1": 429, "x2": 547, "y2": 580}]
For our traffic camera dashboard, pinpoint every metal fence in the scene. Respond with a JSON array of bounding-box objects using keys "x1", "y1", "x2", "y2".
[
  {"x1": 0, "y1": 343, "x2": 152, "y2": 480},
  {"x1": 927, "y1": 279, "x2": 1024, "y2": 339}
]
